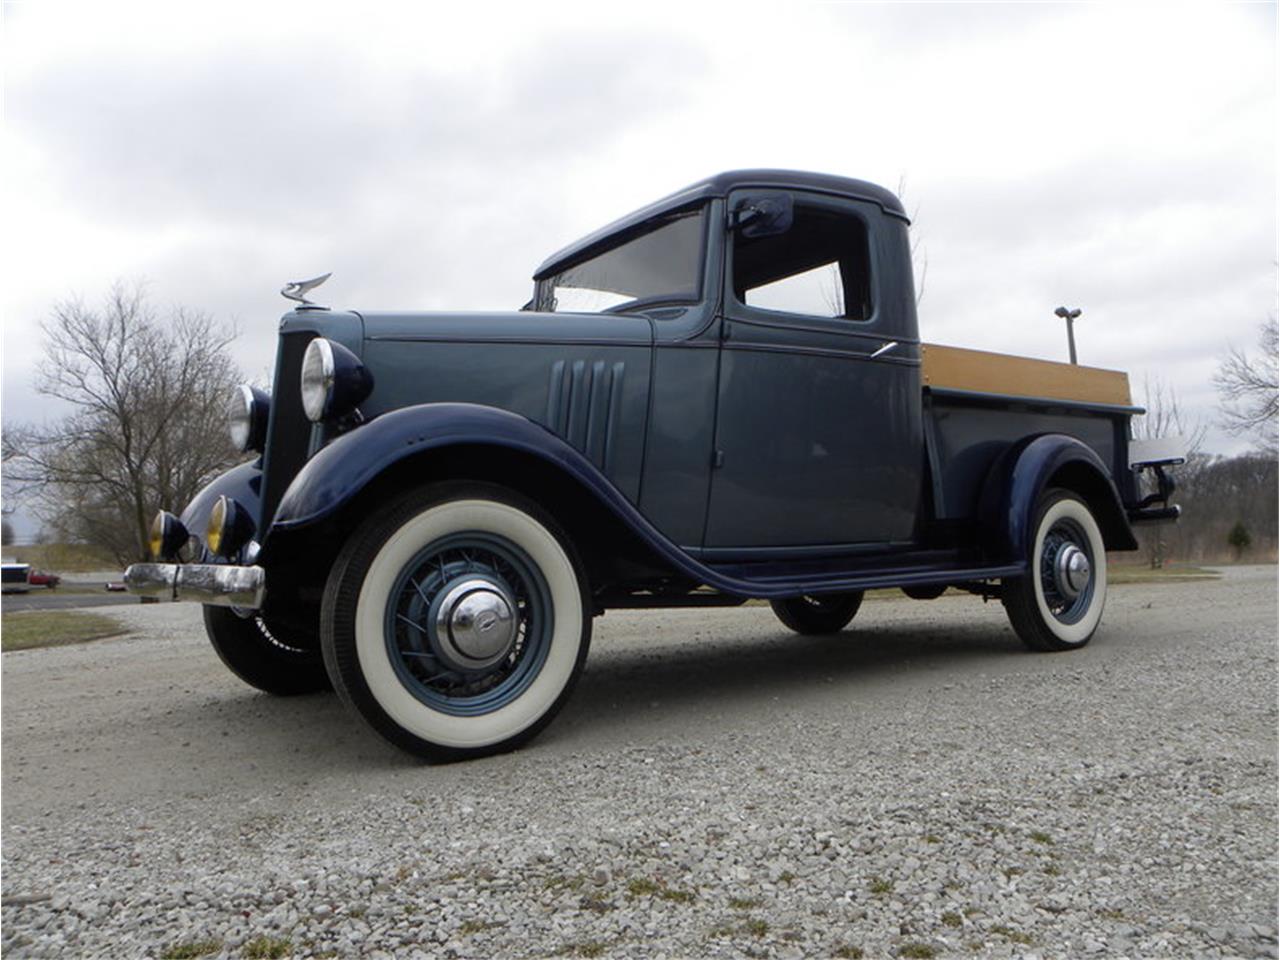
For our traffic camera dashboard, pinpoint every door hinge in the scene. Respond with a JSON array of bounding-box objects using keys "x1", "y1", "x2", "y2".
[{"x1": 713, "y1": 449, "x2": 725, "y2": 469}]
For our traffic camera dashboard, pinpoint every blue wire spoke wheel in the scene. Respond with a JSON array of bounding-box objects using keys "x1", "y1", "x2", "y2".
[{"x1": 321, "y1": 484, "x2": 592, "y2": 760}]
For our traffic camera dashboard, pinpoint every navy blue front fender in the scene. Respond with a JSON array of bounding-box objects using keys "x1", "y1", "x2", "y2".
[
  {"x1": 978, "y1": 433, "x2": 1138, "y2": 561},
  {"x1": 178, "y1": 459, "x2": 264, "y2": 559},
  {"x1": 271, "y1": 403, "x2": 635, "y2": 533}
]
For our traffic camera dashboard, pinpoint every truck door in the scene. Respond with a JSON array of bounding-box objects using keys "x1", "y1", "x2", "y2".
[{"x1": 703, "y1": 190, "x2": 923, "y2": 551}]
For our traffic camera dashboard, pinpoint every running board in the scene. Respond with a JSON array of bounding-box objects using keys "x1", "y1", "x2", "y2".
[{"x1": 700, "y1": 559, "x2": 1026, "y2": 600}]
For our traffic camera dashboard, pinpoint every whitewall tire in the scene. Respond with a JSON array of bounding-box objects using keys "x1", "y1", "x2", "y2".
[
  {"x1": 321, "y1": 483, "x2": 591, "y2": 761},
  {"x1": 1002, "y1": 489, "x2": 1108, "y2": 651}
]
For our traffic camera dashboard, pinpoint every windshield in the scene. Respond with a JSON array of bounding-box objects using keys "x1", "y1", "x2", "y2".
[{"x1": 540, "y1": 207, "x2": 705, "y2": 313}]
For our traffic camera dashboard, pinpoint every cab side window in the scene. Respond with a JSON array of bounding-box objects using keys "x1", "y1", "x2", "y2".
[{"x1": 733, "y1": 201, "x2": 873, "y2": 321}]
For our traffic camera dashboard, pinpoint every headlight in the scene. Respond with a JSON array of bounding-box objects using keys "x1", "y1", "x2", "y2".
[
  {"x1": 206, "y1": 495, "x2": 255, "y2": 558},
  {"x1": 228, "y1": 384, "x2": 270, "y2": 453},
  {"x1": 300, "y1": 337, "x2": 373, "y2": 423},
  {"x1": 150, "y1": 511, "x2": 190, "y2": 561}
]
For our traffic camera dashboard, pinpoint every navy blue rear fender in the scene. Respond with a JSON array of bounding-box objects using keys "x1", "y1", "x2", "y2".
[
  {"x1": 978, "y1": 433, "x2": 1137, "y2": 560},
  {"x1": 271, "y1": 403, "x2": 640, "y2": 533}
]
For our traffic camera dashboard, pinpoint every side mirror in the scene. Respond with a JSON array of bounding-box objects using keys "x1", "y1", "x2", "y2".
[{"x1": 730, "y1": 193, "x2": 794, "y2": 238}]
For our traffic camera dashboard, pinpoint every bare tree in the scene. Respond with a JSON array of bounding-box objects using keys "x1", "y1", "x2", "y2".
[
  {"x1": 5, "y1": 283, "x2": 245, "y2": 564},
  {"x1": 1131, "y1": 374, "x2": 1206, "y2": 568},
  {"x1": 1132, "y1": 373, "x2": 1207, "y2": 450},
  {"x1": 1214, "y1": 315, "x2": 1278, "y2": 455}
]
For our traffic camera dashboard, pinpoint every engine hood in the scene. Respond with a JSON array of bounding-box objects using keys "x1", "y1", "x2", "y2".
[{"x1": 357, "y1": 310, "x2": 653, "y2": 346}]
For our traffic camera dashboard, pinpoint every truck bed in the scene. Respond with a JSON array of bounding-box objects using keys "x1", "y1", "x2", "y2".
[{"x1": 920, "y1": 344, "x2": 1140, "y2": 521}]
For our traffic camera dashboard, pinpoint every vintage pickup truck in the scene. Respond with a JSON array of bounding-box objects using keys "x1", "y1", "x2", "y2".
[{"x1": 126, "y1": 170, "x2": 1182, "y2": 760}]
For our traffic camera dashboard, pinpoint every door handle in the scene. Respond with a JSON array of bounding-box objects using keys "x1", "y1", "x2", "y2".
[{"x1": 868, "y1": 341, "x2": 899, "y2": 359}]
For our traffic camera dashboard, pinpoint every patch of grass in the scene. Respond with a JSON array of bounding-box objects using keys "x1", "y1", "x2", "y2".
[
  {"x1": 868, "y1": 877, "x2": 894, "y2": 895},
  {"x1": 834, "y1": 946, "x2": 865, "y2": 959},
  {"x1": 243, "y1": 936, "x2": 292, "y2": 959},
  {"x1": 625, "y1": 876, "x2": 693, "y2": 903},
  {"x1": 940, "y1": 911, "x2": 962, "y2": 928},
  {"x1": 1097, "y1": 908, "x2": 1127, "y2": 921},
  {"x1": 898, "y1": 944, "x2": 937, "y2": 959},
  {"x1": 1108, "y1": 564, "x2": 1219, "y2": 584},
  {"x1": 778, "y1": 870, "x2": 796, "y2": 884},
  {"x1": 459, "y1": 919, "x2": 504, "y2": 935},
  {"x1": 658, "y1": 887, "x2": 695, "y2": 903},
  {"x1": 709, "y1": 925, "x2": 737, "y2": 938},
  {"x1": 162, "y1": 940, "x2": 222, "y2": 960},
  {"x1": 545, "y1": 873, "x2": 586, "y2": 892},
  {"x1": 8, "y1": 542, "x2": 117, "y2": 573},
  {"x1": 1002, "y1": 866, "x2": 1024, "y2": 879},
  {"x1": 728, "y1": 896, "x2": 761, "y2": 909},
  {"x1": 347, "y1": 906, "x2": 365, "y2": 919},
  {"x1": 963, "y1": 907, "x2": 982, "y2": 917},
  {"x1": 557, "y1": 941, "x2": 607, "y2": 958},
  {"x1": 924, "y1": 834, "x2": 942, "y2": 844},
  {"x1": 627, "y1": 878, "x2": 661, "y2": 897},
  {"x1": 1029, "y1": 831, "x2": 1054, "y2": 846},
  {"x1": 1, "y1": 611, "x2": 127, "y2": 652},
  {"x1": 745, "y1": 918, "x2": 769, "y2": 937},
  {"x1": 991, "y1": 925, "x2": 1034, "y2": 945},
  {"x1": 1043, "y1": 863, "x2": 1061, "y2": 876}
]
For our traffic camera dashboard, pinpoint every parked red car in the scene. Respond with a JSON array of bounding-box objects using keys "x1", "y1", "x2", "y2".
[{"x1": 27, "y1": 570, "x2": 61, "y2": 589}]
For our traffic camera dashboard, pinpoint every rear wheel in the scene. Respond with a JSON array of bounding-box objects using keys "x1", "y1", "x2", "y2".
[
  {"x1": 203, "y1": 606, "x2": 331, "y2": 695},
  {"x1": 321, "y1": 482, "x2": 591, "y2": 762},
  {"x1": 1002, "y1": 489, "x2": 1108, "y2": 651},
  {"x1": 770, "y1": 592, "x2": 864, "y2": 635}
]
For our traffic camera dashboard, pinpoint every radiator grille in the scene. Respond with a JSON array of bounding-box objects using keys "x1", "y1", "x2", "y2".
[{"x1": 259, "y1": 331, "x2": 316, "y2": 528}]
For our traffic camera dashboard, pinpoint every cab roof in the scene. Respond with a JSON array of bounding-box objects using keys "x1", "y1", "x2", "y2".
[{"x1": 533, "y1": 169, "x2": 907, "y2": 281}]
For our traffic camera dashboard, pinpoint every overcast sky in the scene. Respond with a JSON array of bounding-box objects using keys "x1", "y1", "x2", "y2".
[{"x1": 2, "y1": 2, "x2": 1276, "y2": 534}]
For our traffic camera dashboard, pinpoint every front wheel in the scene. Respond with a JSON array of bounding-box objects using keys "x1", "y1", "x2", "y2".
[
  {"x1": 203, "y1": 606, "x2": 331, "y2": 695},
  {"x1": 1002, "y1": 489, "x2": 1108, "y2": 651},
  {"x1": 770, "y1": 592, "x2": 864, "y2": 635},
  {"x1": 321, "y1": 483, "x2": 592, "y2": 762}
]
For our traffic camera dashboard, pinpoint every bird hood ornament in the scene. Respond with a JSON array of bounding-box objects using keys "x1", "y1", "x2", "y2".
[{"x1": 281, "y1": 272, "x2": 332, "y2": 306}]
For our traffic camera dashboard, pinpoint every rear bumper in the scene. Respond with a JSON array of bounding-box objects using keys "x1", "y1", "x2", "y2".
[{"x1": 124, "y1": 563, "x2": 266, "y2": 609}]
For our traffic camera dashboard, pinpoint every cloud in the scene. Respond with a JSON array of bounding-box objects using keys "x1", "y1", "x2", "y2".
[{"x1": 2, "y1": 0, "x2": 1274, "y2": 473}]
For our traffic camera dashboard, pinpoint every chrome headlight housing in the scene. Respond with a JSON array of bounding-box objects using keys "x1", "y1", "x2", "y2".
[
  {"x1": 228, "y1": 384, "x2": 270, "y2": 453},
  {"x1": 299, "y1": 337, "x2": 373, "y2": 423},
  {"x1": 300, "y1": 338, "x2": 336, "y2": 421}
]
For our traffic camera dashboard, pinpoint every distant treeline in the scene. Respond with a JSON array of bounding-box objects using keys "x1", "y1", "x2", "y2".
[{"x1": 1132, "y1": 453, "x2": 1278, "y2": 565}]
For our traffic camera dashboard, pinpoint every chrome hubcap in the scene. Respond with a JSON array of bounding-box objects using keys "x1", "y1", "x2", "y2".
[
  {"x1": 1053, "y1": 543, "x2": 1091, "y2": 600},
  {"x1": 434, "y1": 578, "x2": 516, "y2": 670}
]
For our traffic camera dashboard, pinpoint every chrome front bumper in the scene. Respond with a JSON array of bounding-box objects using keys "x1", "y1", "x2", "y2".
[{"x1": 124, "y1": 563, "x2": 265, "y2": 609}]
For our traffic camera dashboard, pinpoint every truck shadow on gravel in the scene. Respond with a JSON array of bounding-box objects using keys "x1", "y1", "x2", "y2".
[
  {"x1": 151, "y1": 620, "x2": 1030, "y2": 769},
  {"x1": 551, "y1": 618, "x2": 1030, "y2": 744}
]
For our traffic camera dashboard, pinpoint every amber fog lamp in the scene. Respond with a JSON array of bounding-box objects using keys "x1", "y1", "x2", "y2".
[
  {"x1": 228, "y1": 384, "x2": 270, "y2": 453},
  {"x1": 206, "y1": 495, "x2": 255, "y2": 558},
  {"x1": 300, "y1": 337, "x2": 373, "y2": 423},
  {"x1": 150, "y1": 511, "x2": 189, "y2": 561}
]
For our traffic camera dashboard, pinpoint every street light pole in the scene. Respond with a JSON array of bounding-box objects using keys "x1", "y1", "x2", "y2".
[{"x1": 1054, "y1": 306, "x2": 1082, "y2": 364}]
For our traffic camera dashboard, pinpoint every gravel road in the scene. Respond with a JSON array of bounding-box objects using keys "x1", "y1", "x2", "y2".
[{"x1": 2, "y1": 566, "x2": 1276, "y2": 959}]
